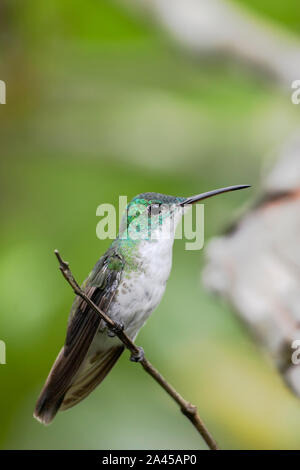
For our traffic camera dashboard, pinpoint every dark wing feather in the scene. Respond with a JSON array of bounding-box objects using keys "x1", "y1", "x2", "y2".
[{"x1": 34, "y1": 248, "x2": 124, "y2": 425}]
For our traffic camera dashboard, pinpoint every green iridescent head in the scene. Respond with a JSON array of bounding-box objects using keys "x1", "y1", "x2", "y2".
[{"x1": 118, "y1": 192, "x2": 184, "y2": 242}]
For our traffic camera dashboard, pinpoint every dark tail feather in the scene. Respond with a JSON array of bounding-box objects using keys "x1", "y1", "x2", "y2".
[
  {"x1": 34, "y1": 310, "x2": 102, "y2": 425},
  {"x1": 34, "y1": 390, "x2": 65, "y2": 425},
  {"x1": 33, "y1": 347, "x2": 68, "y2": 425}
]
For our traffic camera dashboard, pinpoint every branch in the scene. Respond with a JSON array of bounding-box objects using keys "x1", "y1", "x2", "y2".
[
  {"x1": 202, "y1": 133, "x2": 300, "y2": 398},
  {"x1": 54, "y1": 249, "x2": 219, "y2": 450},
  {"x1": 123, "y1": 0, "x2": 300, "y2": 89}
]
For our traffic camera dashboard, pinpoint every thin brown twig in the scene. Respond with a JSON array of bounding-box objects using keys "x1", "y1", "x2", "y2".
[{"x1": 54, "y1": 249, "x2": 219, "y2": 450}]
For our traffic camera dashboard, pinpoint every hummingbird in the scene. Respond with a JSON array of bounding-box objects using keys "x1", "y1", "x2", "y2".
[{"x1": 34, "y1": 185, "x2": 250, "y2": 425}]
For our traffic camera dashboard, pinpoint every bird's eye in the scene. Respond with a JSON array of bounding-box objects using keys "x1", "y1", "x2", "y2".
[{"x1": 148, "y1": 203, "x2": 161, "y2": 216}]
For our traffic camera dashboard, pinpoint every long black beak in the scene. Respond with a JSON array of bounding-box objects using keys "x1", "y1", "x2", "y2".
[{"x1": 180, "y1": 184, "x2": 251, "y2": 206}]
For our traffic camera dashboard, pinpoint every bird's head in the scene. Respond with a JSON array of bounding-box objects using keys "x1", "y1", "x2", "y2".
[{"x1": 118, "y1": 185, "x2": 250, "y2": 243}]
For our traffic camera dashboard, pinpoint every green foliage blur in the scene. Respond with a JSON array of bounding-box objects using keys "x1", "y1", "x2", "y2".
[{"x1": 0, "y1": 0, "x2": 300, "y2": 450}]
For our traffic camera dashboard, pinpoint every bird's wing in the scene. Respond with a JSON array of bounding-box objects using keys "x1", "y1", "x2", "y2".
[
  {"x1": 60, "y1": 343, "x2": 124, "y2": 411},
  {"x1": 34, "y1": 248, "x2": 125, "y2": 424}
]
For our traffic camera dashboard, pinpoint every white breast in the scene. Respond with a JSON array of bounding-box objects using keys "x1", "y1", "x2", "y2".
[{"x1": 109, "y1": 237, "x2": 174, "y2": 339}]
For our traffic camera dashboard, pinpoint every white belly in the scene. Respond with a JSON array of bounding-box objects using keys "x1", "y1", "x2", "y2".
[{"x1": 109, "y1": 238, "x2": 174, "y2": 339}]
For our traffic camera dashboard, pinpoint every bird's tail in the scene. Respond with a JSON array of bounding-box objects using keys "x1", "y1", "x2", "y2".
[
  {"x1": 34, "y1": 344, "x2": 124, "y2": 425},
  {"x1": 34, "y1": 347, "x2": 68, "y2": 425}
]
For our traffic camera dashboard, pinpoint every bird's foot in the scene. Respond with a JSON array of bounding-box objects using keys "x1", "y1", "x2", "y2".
[
  {"x1": 107, "y1": 321, "x2": 124, "y2": 338},
  {"x1": 130, "y1": 346, "x2": 144, "y2": 363}
]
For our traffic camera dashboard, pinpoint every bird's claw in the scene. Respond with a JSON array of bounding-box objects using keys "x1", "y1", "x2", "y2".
[
  {"x1": 130, "y1": 346, "x2": 144, "y2": 363},
  {"x1": 107, "y1": 321, "x2": 124, "y2": 337}
]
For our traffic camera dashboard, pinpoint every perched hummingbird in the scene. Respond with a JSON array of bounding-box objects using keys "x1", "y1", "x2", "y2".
[{"x1": 34, "y1": 185, "x2": 250, "y2": 424}]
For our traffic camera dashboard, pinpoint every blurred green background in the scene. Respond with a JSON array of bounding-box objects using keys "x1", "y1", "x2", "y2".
[{"x1": 1, "y1": 0, "x2": 300, "y2": 450}]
